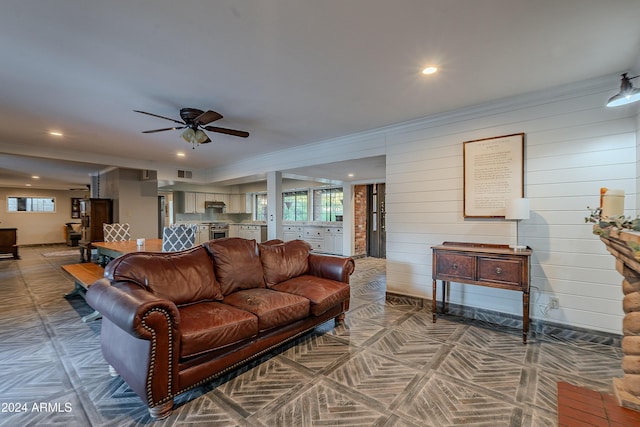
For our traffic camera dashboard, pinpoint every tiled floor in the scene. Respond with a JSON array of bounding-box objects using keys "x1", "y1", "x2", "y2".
[{"x1": 0, "y1": 244, "x2": 633, "y2": 426}]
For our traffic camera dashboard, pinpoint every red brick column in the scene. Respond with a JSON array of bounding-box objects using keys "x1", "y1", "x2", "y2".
[{"x1": 353, "y1": 185, "x2": 367, "y2": 257}]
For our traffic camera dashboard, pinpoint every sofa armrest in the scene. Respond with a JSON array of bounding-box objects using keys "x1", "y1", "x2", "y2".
[
  {"x1": 86, "y1": 278, "x2": 180, "y2": 339},
  {"x1": 86, "y1": 278, "x2": 181, "y2": 409},
  {"x1": 308, "y1": 254, "x2": 355, "y2": 283}
]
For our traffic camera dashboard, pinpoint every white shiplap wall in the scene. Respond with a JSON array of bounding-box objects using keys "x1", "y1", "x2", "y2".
[
  {"x1": 201, "y1": 74, "x2": 638, "y2": 335},
  {"x1": 385, "y1": 81, "x2": 637, "y2": 334}
]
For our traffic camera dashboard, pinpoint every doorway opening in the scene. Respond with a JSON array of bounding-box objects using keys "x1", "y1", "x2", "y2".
[{"x1": 366, "y1": 183, "x2": 386, "y2": 258}]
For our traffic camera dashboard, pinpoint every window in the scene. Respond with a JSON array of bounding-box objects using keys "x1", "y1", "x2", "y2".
[
  {"x1": 312, "y1": 188, "x2": 343, "y2": 222},
  {"x1": 254, "y1": 193, "x2": 268, "y2": 221},
  {"x1": 283, "y1": 190, "x2": 308, "y2": 221},
  {"x1": 7, "y1": 196, "x2": 56, "y2": 213}
]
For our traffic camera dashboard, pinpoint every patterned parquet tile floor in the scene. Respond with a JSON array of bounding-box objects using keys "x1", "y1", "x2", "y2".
[{"x1": 0, "y1": 245, "x2": 628, "y2": 426}]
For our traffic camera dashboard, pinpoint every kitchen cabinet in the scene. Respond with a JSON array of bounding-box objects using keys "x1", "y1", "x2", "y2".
[
  {"x1": 283, "y1": 225, "x2": 304, "y2": 242},
  {"x1": 174, "y1": 191, "x2": 197, "y2": 213},
  {"x1": 283, "y1": 225, "x2": 343, "y2": 255},
  {"x1": 323, "y1": 226, "x2": 343, "y2": 255},
  {"x1": 183, "y1": 192, "x2": 196, "y2": 213},
  {"x1": 228, "y1": 224, "x2": 240, "y2": 238},
  {"x1": 195, "y1": 193, "x2": 206, "y2": 213},
  {"x1": 196, "y1": 224, "x2": 209, "y2": 244},
  {"x1": 237, "y1": 225, "x2": 266, "y2": 242},
  {"x1": 176, "y1": 191, "x2": 247, "y2": 214},
  {"x1": 227, "y1": 194, "x2": 246, "y2": 213},
  {"x1": 303, "y1": 226, "x2": 324, "y2": 251}
]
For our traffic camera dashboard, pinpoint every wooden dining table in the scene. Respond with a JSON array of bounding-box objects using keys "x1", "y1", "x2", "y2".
[{"x1": 91, "y1": 239, "x2": 163, "y2": 265}]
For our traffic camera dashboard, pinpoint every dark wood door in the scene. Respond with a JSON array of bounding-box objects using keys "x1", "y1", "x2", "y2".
[{"x1": 367, "y1": 183, "x2": 386, "y2": 258}]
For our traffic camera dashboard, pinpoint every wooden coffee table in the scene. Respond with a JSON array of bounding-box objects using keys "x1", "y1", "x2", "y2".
[{"x1": 62, "y1": 262, "x2": 105, "y2": 322}]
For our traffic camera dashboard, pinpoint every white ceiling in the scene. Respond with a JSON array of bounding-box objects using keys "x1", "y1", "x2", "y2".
[{"x1": 1, "y1": 0, "x2": 639, "y2": 190}]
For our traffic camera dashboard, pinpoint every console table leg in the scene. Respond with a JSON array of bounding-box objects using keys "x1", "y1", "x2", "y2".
[
  {"x1": 432, "y1": 279, "x2": 437, "y2": 322},
  {"x1": 442, "y1": 281, "x2": 448, "y2": 314},
  {"x1": 522, "y1": 291, "x2": 529, "y2": 344}
]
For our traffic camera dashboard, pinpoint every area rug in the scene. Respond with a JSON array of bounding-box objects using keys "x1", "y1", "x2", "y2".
[{"x1": 42, "y1": 249, "x2": 80, "y2": 258}]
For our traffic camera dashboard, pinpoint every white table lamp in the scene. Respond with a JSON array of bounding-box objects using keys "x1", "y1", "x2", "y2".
[{"x1": 505, "y1": 198, "x2": 530, "y2": 251}]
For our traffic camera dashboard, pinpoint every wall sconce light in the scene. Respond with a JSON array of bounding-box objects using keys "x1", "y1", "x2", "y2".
[
  {"x1": 606, "y1": 73, "x2": 640, "y2": 107},
  {"x1": 505, "y1": 198, "x2": 530, "y2": 251}
]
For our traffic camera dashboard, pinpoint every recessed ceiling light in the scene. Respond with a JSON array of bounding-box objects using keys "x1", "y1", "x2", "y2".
[
  {"x1": 49, "y1": 131, "x2": 63, "y2": 137},
  {"x1": 32, "y1": 175, "x2": 40, "y2": 179},
  {"x1": 348, "y1": 173, "x2": 354, "y2": 177},
  {"x1": 25, "y1": 183, "x2": 32, "y2": 187},
  {"x1": 422, "y1": 66, "x2": 438, "y2": 75},
  {"x1": 177, "y1": 152, "x2": 186, "y2": 157}
]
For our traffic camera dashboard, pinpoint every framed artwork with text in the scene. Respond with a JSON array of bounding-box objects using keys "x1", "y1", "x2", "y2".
[{"x1": 463, "y1": 133, "x2": 524, "y2": 218}]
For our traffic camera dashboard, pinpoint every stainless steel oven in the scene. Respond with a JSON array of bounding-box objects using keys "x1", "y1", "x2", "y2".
[{"x1": 209, "y1": 223, "x2": 229, "y2": 240}]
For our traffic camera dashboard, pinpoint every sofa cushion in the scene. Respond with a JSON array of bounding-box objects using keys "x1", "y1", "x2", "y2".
[
  {"x1": 178, "y1": 301, "x2": 258, "y2": 358},
  {"x1": 258, "y1": 240, "x2": 311, "y2": 288},
  {"x1": 223, "y1": 288, "x2": 310, "y2": 331},
  {"x1": 105, "y1": 246, "x2": 223, "y2": 305},
  {"x1": 271, "y1": 275, "x2": 350, "y2": 316},
  {"x1": 204, "y1": 238, "x2": 266, "y2": 295}
]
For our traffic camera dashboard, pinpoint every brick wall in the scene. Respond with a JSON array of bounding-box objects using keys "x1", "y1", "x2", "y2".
[{"x1": 353, "y1": 185, "x2": 367, "y2": 256}]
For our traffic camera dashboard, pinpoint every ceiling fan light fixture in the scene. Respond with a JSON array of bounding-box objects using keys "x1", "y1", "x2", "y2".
[
  {"x1": 180, "y1": 128, "x2": 210, "y2": 147},
  {"x1": 136, "y1": 107, "x2": 247, "y2": 146},
  {"x1": 606, "y1": 73, "x2": 640, "y2": 107},
  {"x1": 181, "y1": 128, "x2": 196, "y2": 143},
  {"x1": 195, "y1": 129, "x2": 208, "y2": 144}
]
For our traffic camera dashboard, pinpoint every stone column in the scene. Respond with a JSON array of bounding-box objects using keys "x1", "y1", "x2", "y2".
[{"x1": 598, "y1": 228, "x2": 640, "y2": 411}]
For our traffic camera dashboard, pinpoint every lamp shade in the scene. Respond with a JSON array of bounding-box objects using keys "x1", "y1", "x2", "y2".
[
  {"x1": 194, "y1": 129, "x2": 208, "y2": 143},
  {"x1": 606, "y1": 73, "x2": 640, "y2": 107},
  {"x1": 505, "y1": 198, "x2": 530, "y2": 220},
  {"x1": 181, "y1": 128, "x2": 196, "y2": 143}
]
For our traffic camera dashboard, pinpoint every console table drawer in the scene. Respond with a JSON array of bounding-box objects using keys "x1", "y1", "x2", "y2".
[
  {"x1": 477, "y1": 257, "x2": 522, "y2": 287},
  {"x1": 435, "y1": 253, "x2": 475, "y2": 281}
]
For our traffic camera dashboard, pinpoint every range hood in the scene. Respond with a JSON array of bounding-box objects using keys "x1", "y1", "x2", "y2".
[{"x1": 204, "y1": 201, "x2": 226, "y2": 209}]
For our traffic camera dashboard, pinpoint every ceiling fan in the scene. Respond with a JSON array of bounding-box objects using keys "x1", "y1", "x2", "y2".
[{"x1": 134, "y1": 108, "x2": 249, "y2": 148}]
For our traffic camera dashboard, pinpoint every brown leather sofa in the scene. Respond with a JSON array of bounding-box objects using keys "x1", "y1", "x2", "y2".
[{"x1": 86, "y1": 238, "x2": 354, "y2": 419}]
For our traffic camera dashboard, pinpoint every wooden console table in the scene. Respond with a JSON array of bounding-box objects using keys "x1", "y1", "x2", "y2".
[{"x1": 432, "y1": 242, "x2": 532, "y2": 343}]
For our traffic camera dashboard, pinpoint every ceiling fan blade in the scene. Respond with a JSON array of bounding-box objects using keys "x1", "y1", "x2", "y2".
[
  {"x1": 142, "y1": 126, "x2": 187, "y2": 133},
  {"x1": 194, "y1": 110, "x2": 223, "y2": 125},
  {"x1": 203, "y1": 126, "x2": 249, "y2": 138},
  {"x1": 134, "y1": 110, "x2": 185, "y2": 125}
]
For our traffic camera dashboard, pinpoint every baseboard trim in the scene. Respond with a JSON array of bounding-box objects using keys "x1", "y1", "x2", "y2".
[{"x1": 385, "y1": 292, "x2": 622, "y2": 347}]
